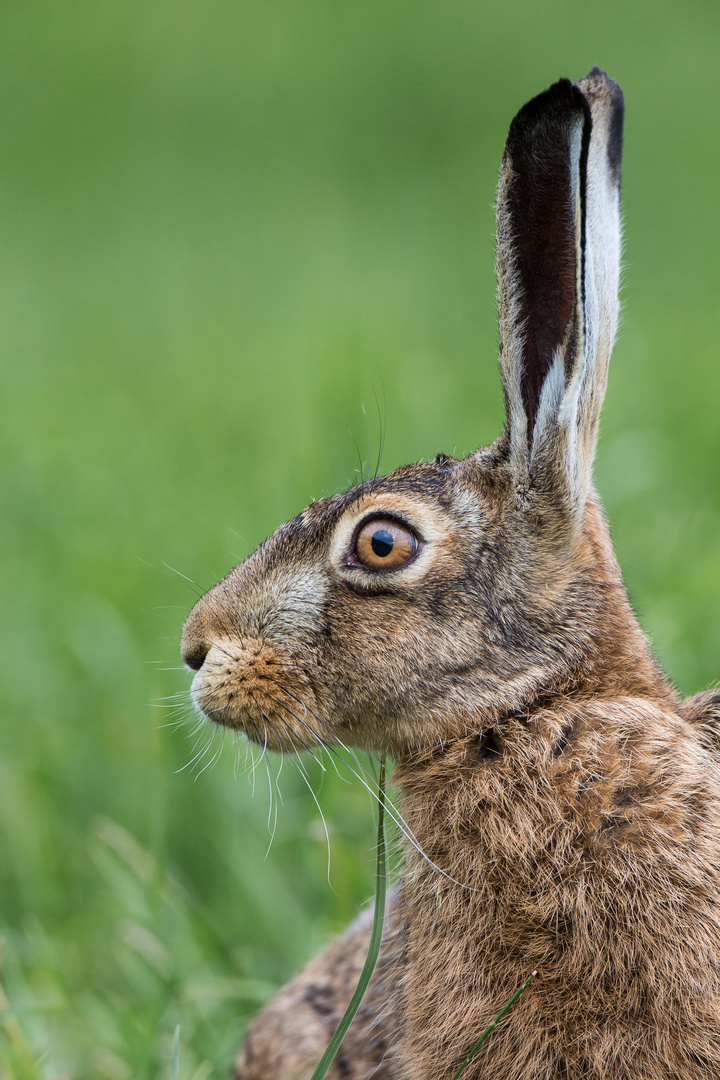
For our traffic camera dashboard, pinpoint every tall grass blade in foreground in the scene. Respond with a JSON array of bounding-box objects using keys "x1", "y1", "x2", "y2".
[
  {"x1": 449, "y1": 972, "x2": 536, "y2": 1080},
  {"x1": 170, "y1": 1025, "x2": 180, "y2": 1080},
  {"x1": 310, "y1": 756, "x2": 387, "y2": 1080}
]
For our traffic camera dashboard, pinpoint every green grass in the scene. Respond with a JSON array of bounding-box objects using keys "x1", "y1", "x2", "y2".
[{"x1": 1, "y1": 1, "x2": 720, "y2": 1075}]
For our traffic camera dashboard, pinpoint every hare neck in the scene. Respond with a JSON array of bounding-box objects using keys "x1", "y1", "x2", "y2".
[{"x1": 523, "y1": 495, "x2": 676, "y2": 710}]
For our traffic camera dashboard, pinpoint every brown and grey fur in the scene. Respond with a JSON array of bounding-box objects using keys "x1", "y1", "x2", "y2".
[{"x1": 181, "y1": 70, "x2": 720, "y2": 1079}]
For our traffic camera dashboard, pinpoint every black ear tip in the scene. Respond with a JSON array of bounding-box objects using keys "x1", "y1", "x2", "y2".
[
  {"x1": 515, "y1": 76, "x2": 585, "y2": 118},
  {"x1": 506, "y1": 78, "x2": 590, "y2": 155}
]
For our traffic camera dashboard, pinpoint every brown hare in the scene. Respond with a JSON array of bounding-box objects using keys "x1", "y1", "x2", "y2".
[{"x1": 181, "y1": 69, "x2": 720, "y2": 1079}]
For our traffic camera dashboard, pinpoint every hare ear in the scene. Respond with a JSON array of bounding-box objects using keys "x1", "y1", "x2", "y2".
[{"x1": 496, "y1": 68, "x2": 624, "y2": 522}]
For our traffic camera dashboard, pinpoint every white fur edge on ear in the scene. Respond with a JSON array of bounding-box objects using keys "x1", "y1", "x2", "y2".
[{"x1": 548, "y1": 82, "x2": 623, "y2": 517}]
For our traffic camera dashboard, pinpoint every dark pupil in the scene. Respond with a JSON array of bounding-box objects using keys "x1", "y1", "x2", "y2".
[{"x1": 371, "y1": 529, "x2": 394, "y2": 558}]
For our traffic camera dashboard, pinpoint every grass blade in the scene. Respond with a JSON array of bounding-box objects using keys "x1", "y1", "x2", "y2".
[
  {"x1": 309, "y1": 755, "x2": 388, "y2": 1080},
  {"x1": 170, "y1": 1025, "x2": 180, "y2": 1080},
  {"x1": 449, "y1": 971, "x2": 536, "y2": 1080}
]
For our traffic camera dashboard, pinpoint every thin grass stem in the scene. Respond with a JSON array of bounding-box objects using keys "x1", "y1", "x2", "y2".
[
  {"x1": 449, "y1": 971, "x2": 536, "y2": 1080},
  {"x1": 309, "y1": 755, "x2": 388, "y2": 1080}
]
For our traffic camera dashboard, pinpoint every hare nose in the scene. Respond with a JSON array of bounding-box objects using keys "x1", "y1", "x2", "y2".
[
  {"x1": 181, "y1": 604, "x2": 212, "y2": 671},
  {"x1": 182, "y1": 638, "x2": 208, "y2": 671}
]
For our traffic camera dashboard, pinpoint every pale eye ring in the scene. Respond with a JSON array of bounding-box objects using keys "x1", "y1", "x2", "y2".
[{"x1": 348, "y1": 517, "x2": 419, "y2": 572}]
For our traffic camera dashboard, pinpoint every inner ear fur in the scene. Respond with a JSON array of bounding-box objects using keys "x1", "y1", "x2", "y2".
[
  {"x1": 499, "y1": 80, "x2": 590, "y2": 440},
  {"x1": 495, "y1": 69, "x2": 624, "y2": 519}
]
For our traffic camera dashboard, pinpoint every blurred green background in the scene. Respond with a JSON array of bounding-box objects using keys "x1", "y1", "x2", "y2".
[{"x1": 1, "y1": 1, "x2": 719, "y2": 1076}]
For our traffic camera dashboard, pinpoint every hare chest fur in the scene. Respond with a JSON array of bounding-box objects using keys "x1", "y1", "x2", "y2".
[{"x1": 181, "y1": 69, "x2": 720, "y2": 1080}]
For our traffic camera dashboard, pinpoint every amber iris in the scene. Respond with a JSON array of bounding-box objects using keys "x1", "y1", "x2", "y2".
[{"x1": 354, "y1": 518, "x2": 417, "y2": 570}]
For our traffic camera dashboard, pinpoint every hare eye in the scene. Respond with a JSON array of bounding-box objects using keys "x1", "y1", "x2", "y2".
[{"x1": 352, "y1": 518, "x2": 418, "y2": 571}]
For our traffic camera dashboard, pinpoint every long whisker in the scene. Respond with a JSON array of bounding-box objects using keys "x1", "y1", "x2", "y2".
[
  {"x1": 254, "y1": 699, "x2": 333, "y2": 883},
  {"x1": 272, "y1": 683, "x2": 369, "y2": 778},
  {"x1": 194, "y1": 723, "x2": 226, "y2": 780},
  {"x1": 247, "y1": 719, "x2": 267, "y2": 796},
  {"x1": 372, "y1": 375, "x2": 387, "y2": 480},
  {"x1": 268, "y1": 748, "x2": 285, "y2": 853},
  {"x1": 261, "y1": 749, "x2": 278, "y2": 856},
  {"x1": 269, "y1": 697, "x2": 328, "y2": 771},
  {"x1": 160, "y1": 560, "x2": 206, "y2": 600},
  {"x1": 176, "y1": 723, "x2": 216, "y2": 774},
  {"x1": 350, "y1": 429, "x2": 367, "y2": 487}
]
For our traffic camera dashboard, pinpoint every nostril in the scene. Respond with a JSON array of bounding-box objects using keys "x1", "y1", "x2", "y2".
[
  {"x1": 181, "y1": 600, "x2": 216, "y2": 672},
  {"x1": 181, "y1": 638, "x2": 209, "y2": 672}
]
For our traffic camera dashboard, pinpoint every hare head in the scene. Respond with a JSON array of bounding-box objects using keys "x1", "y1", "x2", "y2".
[{"x1": 181, "y1": 69, "x2": 648, "y2": 758}]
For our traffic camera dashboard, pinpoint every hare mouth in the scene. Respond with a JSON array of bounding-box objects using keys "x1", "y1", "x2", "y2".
[{"x1": 190, "y1": 636, "x2": 324, "y2": 752}]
